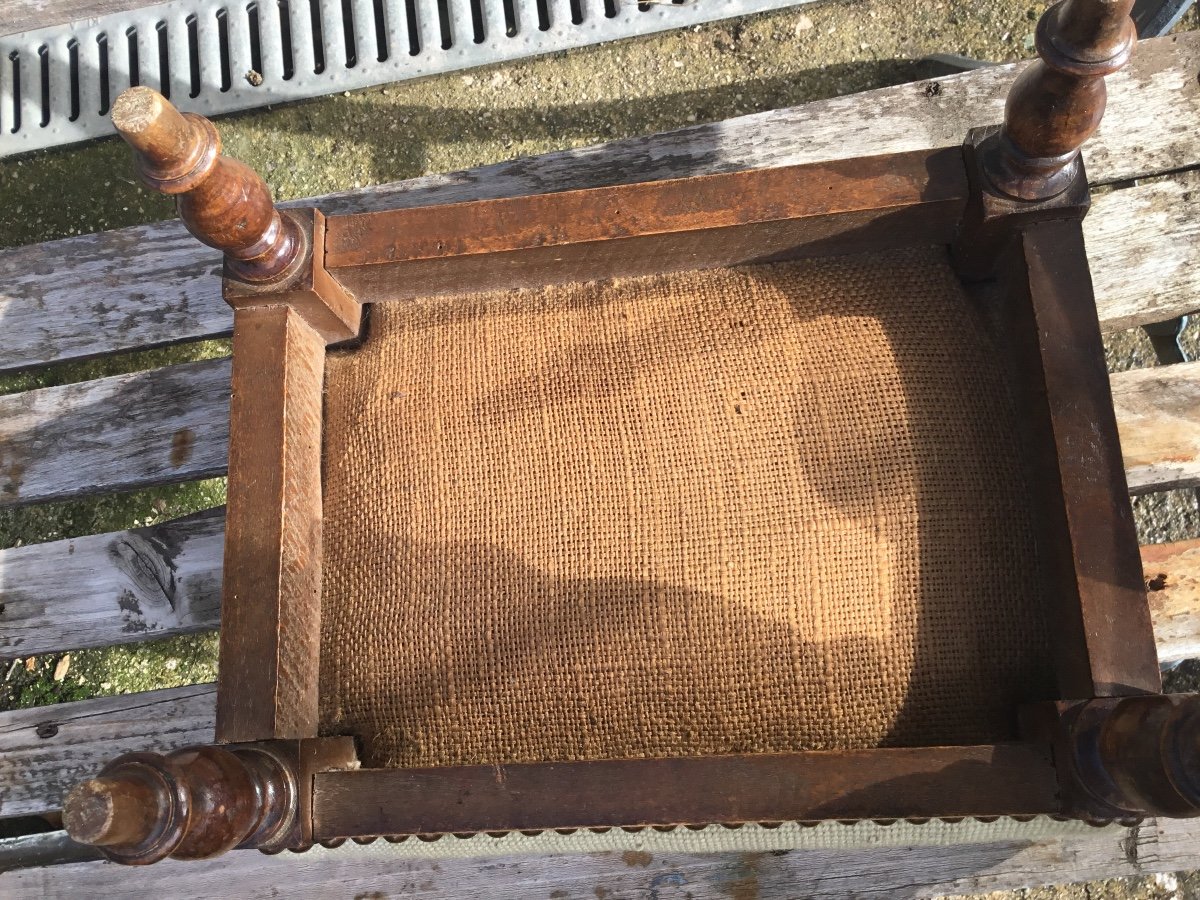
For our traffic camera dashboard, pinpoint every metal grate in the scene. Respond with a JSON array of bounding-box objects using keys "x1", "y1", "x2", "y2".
[{"x1": 0, "y1": 0, "x2": 811, "y2": 157}]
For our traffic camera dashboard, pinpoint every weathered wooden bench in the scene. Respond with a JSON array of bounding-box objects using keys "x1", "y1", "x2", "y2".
[{"x1": 1, "y1": 30, "x2": 1199, "y2": 896}]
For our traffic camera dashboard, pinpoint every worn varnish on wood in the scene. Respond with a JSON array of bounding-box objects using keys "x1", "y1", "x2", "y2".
[
  {"x1": 324, "y1": 148, "x2": 969, "y2": 299},
  {"x1": 216, "y1": 307, "x2": 326, "y2": 744},
  {"x1": 54, "y1": 0, "x2": 1200, "y2": 864}
]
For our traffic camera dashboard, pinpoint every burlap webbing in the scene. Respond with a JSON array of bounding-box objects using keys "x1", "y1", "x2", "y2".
[{"x1": 319, "y1": 246, "x2": 1054, "y2": 769}]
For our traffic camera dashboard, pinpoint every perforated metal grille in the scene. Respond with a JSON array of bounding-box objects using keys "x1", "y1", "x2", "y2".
[{"x1": 0, "y1": 0, "x2": 809, "y2": 156}]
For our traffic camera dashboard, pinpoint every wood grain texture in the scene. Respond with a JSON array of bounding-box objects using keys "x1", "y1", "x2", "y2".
[
  {"x1": 0, "y1": 356, "x2": 230, "y2": 508},
  {"x1": 1114, "y1": 361, "x2": 1200, "y2": 494},
  {"x1": 325, "y1": 149, "x2": 967, "y2": 267},
  {"x1": 327, "y1": 149, "x2": 969, "y2": 302},
  {"x1": 979, "y1": 0, "x2": 1134, "y2": 201},
  {"x1": 2, "y1": 816, "x2": 1200, "y2": 898},
  {"x1": 0, "y1": 508, "x2": 223, "y2": 658},
  {"x1": 113, "y1": 88, "x2": 306, "y2": 284},
  {"x1": 0, "y1": 684, "x2": 215, "y2": 819},
  {"x1": 0, "y1": 0, "x2": 147, "y2": 35},
  {"x1": 0, "y1": 248, "x2": 1192, "y2": 510},
  {"x1": 1087, "y1": 170, "x2": 1200, "y2": 333},
  {"x1": 1144, "y1": 540, "x2": 1200, "y2": 665},
  {"x1": 216, "y1": 306, "x2": 325, "y2": 743},
  {"x1": 1014, "y1": 219, "x2": 1160, "y2": 698},
  {"x1": 1, "y1": 32, "x2": 1196, "y2": 373},
  {"x1": 224, "y1": 210, "x2": 364, "y2": 344},
  {"x1": 7, "y1": 521, "x2": 1196, "y2": 666},
  {"x1": 0, "y1": 554, "x2": 1193, "y2": 839},
  {"x1": 0, "y1": 222, "x2": 227, "y2": 373}
]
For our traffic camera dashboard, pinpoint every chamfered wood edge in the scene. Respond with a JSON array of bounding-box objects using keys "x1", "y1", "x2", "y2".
[
  {"x1": 1007, "y1": 218, "x2": 1162, "y2": 699},
  {"x1": 224, "y1": 209, "x2": 363, "y2": 345},
  {"x1": 322, "y1": 149, "x2": 970, "y2": 302},
  {"x1": 215, "y1": 305, "x2": 325, "y2": 743}
]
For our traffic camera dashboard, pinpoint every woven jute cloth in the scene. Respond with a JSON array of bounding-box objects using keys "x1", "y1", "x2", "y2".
[{"x1": 319, "y1": 246, "x2": 1053, "y2": 769}]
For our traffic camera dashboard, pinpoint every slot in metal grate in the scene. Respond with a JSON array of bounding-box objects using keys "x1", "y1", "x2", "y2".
[{"x1": 1, "y1": 0, "x2": 811, "y2": 156}]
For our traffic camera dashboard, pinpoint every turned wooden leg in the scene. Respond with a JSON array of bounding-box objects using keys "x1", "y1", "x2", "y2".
[
  {"x1": 983, "y1": 0, "x2": 1136, "y2": 200},
  {"x1": 62, "y1": 744, "x2": 301, "y2": 864},
  {"x1": 110, "y1": 87, "x2": 361, "y2": 343},
  {"x1": 111, "y1": 87, "x2": 303, "y2": 284},
  {"x1": 1050, "y1": 695, "x2": 1200, "y2": 818}
]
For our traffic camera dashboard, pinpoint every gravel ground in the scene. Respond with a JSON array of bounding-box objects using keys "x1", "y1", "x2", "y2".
[{"x1": 0, "y1": 0, "x2": 1197, "y2": 893}]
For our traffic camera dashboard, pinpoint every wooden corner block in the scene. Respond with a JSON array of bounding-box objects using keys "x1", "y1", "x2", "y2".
[
  {"x1": 223, "y1": 208, "x2": 362, "y2": 345},
  {"x1": 952, "y1": 125, "x2": 1090, "y2": 281}
]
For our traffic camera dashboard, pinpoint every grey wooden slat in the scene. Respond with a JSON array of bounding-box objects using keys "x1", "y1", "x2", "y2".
[
  {"x1": 2, "y1": 359, "x2": 1198, "y2": 655},
  {"x1": 0, "y1": 814, "x2": 1198, "y2": 896},
  {"x1": 0, "y1": 508, "x2": 223, "y2": 657},
  {"x1": 2, "y1": 304, "x2": 1194, "y2": 509},
  {"x1": 0, "y1": 223, "x2": 227, "y2": 375},
  {"x1": 1087, "y1": 169, "x2": 1200, "y2": 334},
  {"x1": 1115, "y1": 360, "x2": 1200, "y2": 495},
  {"x1": 0, "y1": 356, "x2": 230, "y2": 507},
  {"x1": 6, "y1": 524, "x2": 1198, "y2": 664},
  {"x1": 0, "y1": 684, "x2": 215, "y2": 819},
  {"x1": 0, "y1": 819, "x2": 1112, "y2": 875},
  {"x1": 1, "y1": 32, "x2": 1197, "y2": 373}
]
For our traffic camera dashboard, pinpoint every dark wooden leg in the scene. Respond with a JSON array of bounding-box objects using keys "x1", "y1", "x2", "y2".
[
  {"x1": 982, "y1": 0, "x2": 1136, "y2": 200},
  {"x1": 1026, "y1": 696, "x2": 1200, "y2": 819},
  {"x1": 953, "y1": 0, "x2": 1138, "y2": 278},
  {"x1": 111, "y1": 87, "x2": 360, "y2": 343},
  {"x1": 64, "y1": 745, "x2": 296, "y2": 863},
  {"x1": 109, "y1": 90, "x2": 359, "y2": 743},
  {"x1": 71, "y1": 89, "x2": 366, "y2": 867},
  {"x1": 112, "y1": 87, "x2": 304, "y2": 284},
  {"x1": 62, "y1": 738, "x2": 357, "y2": 863}
]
